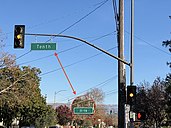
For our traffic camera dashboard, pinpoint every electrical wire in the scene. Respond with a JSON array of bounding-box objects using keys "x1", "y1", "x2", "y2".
[
  {"x1": 18, "y1": 32, "x2": 116, "y2": 66},
  {"x1": 112, "y1": 0, "x2": 119, "y2": 31},
  {"x1": 3, "y1": 0, "x2": 110, "y2": 64},
  {"x1": 135, "y1": 36, "x2": 171, "y2": 55},
  {"x1": 58, "y1": 0, "x2": 109, "y2": 35},
  {"x1": 64, "y1": 75, "x2": 118, "y2": 102},
  {"x1": 0, "y1": 50, "x2": 32, "y2": 68},
  {"x1": 105, "y1": 90, "x2": 117, "y2": 96},
  {"x1": 15, "y1": 50, "x2": 32, "y2": 60},
  {"x1": 39, "y1": 46, "x2": 117, "y2": 76},
  {"x1": 44, "y1": 0, "x2": 110, "y2": 43},
  {"x1": 67, "y1": 80, "x2": 118, "y2": 103},
  {"x1": 0, "y1": 0, "x2": 106, "y2": 37},
  {"x1": 18, "y1": 45, "x2": 81, "y2": 66},
  {"x1": 125, "y1": 31, "x2": 171, "y2": 56}
]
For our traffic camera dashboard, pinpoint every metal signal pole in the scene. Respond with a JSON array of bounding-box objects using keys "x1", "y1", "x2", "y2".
[
  {"x1": 118, "y1": 0, "x2": 126, "y2": 127},
  {"x1": 130, "y1": 0, "x2": 134, "y2": 87}
]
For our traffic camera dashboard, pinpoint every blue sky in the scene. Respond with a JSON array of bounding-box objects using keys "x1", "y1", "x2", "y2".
[{"x1": 0, "y1": 0, "x2": 170, "y2": 105}]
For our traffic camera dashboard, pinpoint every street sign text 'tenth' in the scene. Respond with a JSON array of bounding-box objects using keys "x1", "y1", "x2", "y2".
[
  {"x1": 73, "y1": 107, "x2": 94, "y2": 115},
  {"x1": 31, "y1": 43, "x2": 56, "y2": 50}
]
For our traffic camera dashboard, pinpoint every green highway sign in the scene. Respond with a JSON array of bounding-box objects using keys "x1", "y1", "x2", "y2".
[
  {"x1": 31, "y1": 43, "x2": 56, "y2": 50},
  {"x1": 73, "y1": 107, "x2": 94, "y2": 115}
]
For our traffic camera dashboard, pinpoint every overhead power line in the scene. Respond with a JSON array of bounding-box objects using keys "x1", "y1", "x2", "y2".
[
  {"x1": 64, "y1": 75, "x2": 118, "y2": 102},
  {"x1": 15, "y1": 50, "x2": 32, "y2": 60},
  {"x1": 8, "y1": 0, "x2": 110, "y2": 62},
  {"x1": 0, "y1": 0, "x2": 107, "y2": 37},
  {"x1": 18, "y1": 45, "x2": 81, "y2": 66},
  {"x1": 59, "y1": 0, "x2": 109, "y2": 35},
  {"x1": 18, "y1": 31, "x2": 116, "y2": 66},
  {"x1": 105, "y1": 89, "x2": 117, "y2": 96},
  {"x1": 112, "y1": 0, "x2": 119, "y2": 31},
  {"x1": 45, "y1": 0, "x2": 110, "y2": 43},
  {"x1": 40, "y1": 46, "x2": 117, "y2": 76},
  {"x1": 125, "y1": 31, "x2": 171, "y2": 56},
  {"x1": 135, "y1": 35, "x2": 171, "y2": 56}
]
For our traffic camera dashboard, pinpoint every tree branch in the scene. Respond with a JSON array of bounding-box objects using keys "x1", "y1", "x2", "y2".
[{"x1": 0, "y1": 72, "x2": 29, "y2": 94}]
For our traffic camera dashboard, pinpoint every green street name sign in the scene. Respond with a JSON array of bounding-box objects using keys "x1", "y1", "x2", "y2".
[
  {"x1": 31, "y1": 43, "x2": 56, "y2": 50},
  {"x1": 73, "y1": 107, "x2": 94, "y2": 115}
]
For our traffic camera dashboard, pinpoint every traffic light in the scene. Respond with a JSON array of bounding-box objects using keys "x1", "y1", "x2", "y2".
[
  {"x1": 137, "y1": 112, "x2": 146, "y2": 120},
  {"x1": 127, "y1": 85, "x2": 136, "y2": 105},
  {"x1": 14, "y1": 25, "x2": 25, "y2": 48}
]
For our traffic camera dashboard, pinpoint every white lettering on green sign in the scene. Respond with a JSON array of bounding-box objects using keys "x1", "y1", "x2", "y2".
[
  {"x1": 31, "y1": 43, "x2": 56, "y2": 50},
  {"x1": 73, "y1": 107, "x2": 94, "y2": 115}
]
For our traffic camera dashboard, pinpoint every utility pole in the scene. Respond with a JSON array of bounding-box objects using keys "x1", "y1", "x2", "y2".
[{"x1": 118, "y1": 0, "x2": 126, "y2": 127}]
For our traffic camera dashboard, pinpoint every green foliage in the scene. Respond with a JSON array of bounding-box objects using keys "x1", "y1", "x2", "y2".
[
  {"x1": 136, "y1": 78, "x2": 168, "y2": 127},
  {"x1": 71, "y1": 89, "x2": 106, "y2": 127},
  {"x1": 162, "y1": 40, "x2": 171, "y2": 68},
  {"x1": 162, "y1": 36, "x2": 171, "y2": 125},
  {"x1": 165, "y1": 74, "x2": 171, "y2": 125},
  {"x1": 162, "y1": 40, "x2": 171, "y2": 52},
  {"x1": 35, "y1": 105, "x2": 57, "y2": 128},
  {"x1": 0, "y1": 65, "x2": 56, "y2": 127},
  {"x1": 82, "y1": 119, "x2": 92, "y2": 127}
]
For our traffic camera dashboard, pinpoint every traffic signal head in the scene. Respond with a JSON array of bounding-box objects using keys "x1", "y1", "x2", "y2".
[
  {"x1": 137, "y1": 112, "x2": 146, "y2": 120},
  {"x1": 14, "y1": 25, "x2": 25, "y2": 48},
  {"x1": 127, "y1": 85, "x2": 136, "y2": 105}
]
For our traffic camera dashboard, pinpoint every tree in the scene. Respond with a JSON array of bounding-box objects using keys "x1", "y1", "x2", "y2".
[
  {"x1": 136, "y1": 78, "x2": 166, "y2": 127},
  {"x1": 0, "y1": 66, "x2": 42, "y2": 126},
  {"x1": 0, "y1": 39, "x2": 57, "y2": 127},
  {"x1": 164, "y1": 74, "x2": 171, "y2": 125},
  {"x1": 71, "y1": 95, "x2": 95, "y2": 127},
  {"x1": 0, "y1": 53, "x2": 16, "y2": 68},
  {"x1": 162, "y1": 32, "x2": 171, "y2": 125},
  {"x1": 0, "y1": 64, "x2": 56, "y2": 127},
  {"x1": 71, "y1": 88, "x2": 104, "y2": 127},
  {"x1": 56, "y1": 105, "x2": 72, "y2": 126},
  {"x1": 104, "y1": 115, "x2": 114, "y2": 127},
  {"x1": 162, "y1": 40, "x2": 171, "y2": 68},
  {"x1": 85, "y1": 88, "x2": 105, "y2": 104},
  {"x1": 35, "y1": 105, "x2": 57, "y2": 128},
  {"x1": 92, "y1": 105, "x2": 106, "y2": 127}
]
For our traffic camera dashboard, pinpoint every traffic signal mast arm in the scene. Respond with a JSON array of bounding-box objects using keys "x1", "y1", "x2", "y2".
[{"x1": 25, "y1": 33, "x2": 130, "y2": 66}]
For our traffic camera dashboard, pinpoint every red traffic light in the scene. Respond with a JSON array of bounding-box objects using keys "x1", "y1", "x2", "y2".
[
  {"x1": 137, "y1": 112, "x2": 146, "y2": 120},
  {"x1": 137, "y1": 113, "x2": 141, "y2": 119}
]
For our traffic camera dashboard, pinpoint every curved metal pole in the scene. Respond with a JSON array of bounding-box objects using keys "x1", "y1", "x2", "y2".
[
  {"x1": 25, "y1": 33, "x2": 130, "y2": 66},
  {"x1": 54, "y1": 90, "x2": 67, "y2": 104}
]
